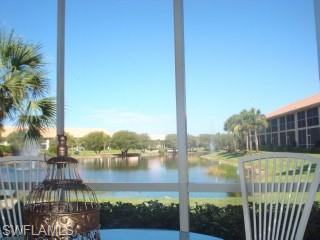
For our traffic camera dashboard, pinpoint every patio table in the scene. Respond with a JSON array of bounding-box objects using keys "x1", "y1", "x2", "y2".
[{"x1": 99, "y1": 229, "x2": 223, "y2": 240}]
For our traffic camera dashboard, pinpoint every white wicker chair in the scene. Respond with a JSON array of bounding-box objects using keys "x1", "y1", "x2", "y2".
[
  {"x1": 0, "y1": 156, "x2": 46, "y2": 238},
  {"x1": 239, "y1": 152, "x2": 320, "y2": 240}
]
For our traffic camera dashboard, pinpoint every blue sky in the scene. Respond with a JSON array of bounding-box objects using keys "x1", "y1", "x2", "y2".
[{"x1": 1, "y1": 0, "x2": 320, "y2": 137}]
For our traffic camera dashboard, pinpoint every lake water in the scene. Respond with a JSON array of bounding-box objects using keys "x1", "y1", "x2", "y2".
[{"x1": 77, "y1": 153, "x2": 239, "y2": 199}]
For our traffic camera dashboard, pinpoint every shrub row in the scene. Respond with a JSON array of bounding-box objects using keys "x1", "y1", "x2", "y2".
[
  {"x1": 100, "y1": 201, "x2": 320, "y2": 240},
  {"x1": 0, "y1": 145, "x2": 12, "y2": 157},
  {"x1": 260, "y1": 145, "x2": 320, "y2": 154}
]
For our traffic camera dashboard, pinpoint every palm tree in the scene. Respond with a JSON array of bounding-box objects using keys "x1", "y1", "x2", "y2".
[
  {"x1": 224, "y1": 114, "x2": 242, "y2": 151},
  {"x1": 249, "y1": 108, "x2": 268, "y2": 151},
  {"x1": 239, "y1": 109, "x2": 268, "y2": 152},
  {"x1": 0, "y1": 31, "x2": 55, "y2": 144},
  {"x1": 225, "y1": 108, "x2": 268, "y2": 153},
  {"x1": 238, "y1": 110, "x2": 253, "y2": 152}
]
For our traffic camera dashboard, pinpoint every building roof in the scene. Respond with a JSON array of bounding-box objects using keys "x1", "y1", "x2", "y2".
[
  {"x1": 1, "y1": 126, "x2": 109, "y2": 138},
  {"x1": 266, "y1": 93, "x2": 320, "y2": 119},
  {"x1": 1, "y1": 126, "x2": 165, "y2": 140}
]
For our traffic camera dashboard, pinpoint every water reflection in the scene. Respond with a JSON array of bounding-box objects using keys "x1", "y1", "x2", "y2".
[
  {"x1": 77, "y1": 153, "x2": 216, "y2": 171},
  {"x1": 78, "y1": 154, "x2": 178, "y2": 171},
  {"x1": 77, "y1": 153, "x2": 239, "y2": 185}
]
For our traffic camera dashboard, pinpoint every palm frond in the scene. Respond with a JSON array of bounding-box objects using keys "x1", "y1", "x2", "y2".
[
  {"x1": 1, "y1": 30, "x2": 48, "y2": 98},
  {"x1": 1, "y1": 30, "x2": 56, "y2": 143},
  {"x1": 0, "y1": 122, "x2": 3, "y2": 133},
  {"x1": 16, "y1": 97, "x2": 56, "y2": 143}
]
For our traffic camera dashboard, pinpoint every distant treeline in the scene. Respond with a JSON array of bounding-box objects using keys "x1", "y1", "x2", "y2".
[{"x1": 2, "y1": 130, "x2": 234, "y2": 156}]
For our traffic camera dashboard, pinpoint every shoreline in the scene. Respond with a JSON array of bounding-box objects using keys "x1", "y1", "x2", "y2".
[{"x1": 69, "y1": 151, "x2": 162, "y2": 159}]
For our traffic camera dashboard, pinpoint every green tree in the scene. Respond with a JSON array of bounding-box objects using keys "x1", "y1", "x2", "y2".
[
  {"x1": 212, "y1": 133, "x2": 234, "y2": 151},
  {"x1": 239, "y1": 109, "x2": 268, "y2": 152},
  {"x1": 164, "y1": 134, "x2": 177, "y2": 152},
  {"x1": 224, "y1": 114, "x2": 243, "y2": 151},
  {"x1": 48, "y1": 137, "x2": 57, "y2": 155},
  {"x1": 187, "y1": 135, "x2": 198, "y2": 151},
  {"x1": 224, "y1": 108, "x2": 268, "y2": 152},
  {"x1": 150, "y1": 139, "x2": 165, "y2": 151},
  {"x1": 249, "y1": 108, "x2": 268, "y2": 151},
  {"x1": 137, "y1": 133, "x2": 151, "y2": 152},
  {"x1": 0, "y1": 127, "x2": 4, "y2": 141},
  {"x1": 111, "y1": 130, "x2": 139, "y2": 156},
  {"x1": 65, "y1": 132, "x2": 77, "y2": 149},
  {"x1": 6, "y1": 131, "x2": 25, "y2": 154},
  {"x1": 81, "y1": 131, "x2": 110, "y2": 154},
  {"x1": 198, "y1": 134, "x2": 212, "y2": 150},
  {"x1": 239, "y1": 110, "x2": 252, "y2": 152},
  {"x1": 0, "y1": 31, "x2": 55, "y2": 143},
  {"x1": 48, "y1": 132, "x2": 78, "y2": 155}
]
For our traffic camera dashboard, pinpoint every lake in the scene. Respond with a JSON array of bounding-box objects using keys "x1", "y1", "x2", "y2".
[{"x1": 77, "y1": 153, "x2": 239, "y2": 199}]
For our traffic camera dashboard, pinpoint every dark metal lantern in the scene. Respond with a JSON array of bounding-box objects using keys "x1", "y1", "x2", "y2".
[{"x1": 24, "y1": 135, "x2": 100, "y2": 239}]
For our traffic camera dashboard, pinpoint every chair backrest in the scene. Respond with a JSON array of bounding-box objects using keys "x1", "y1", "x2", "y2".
[
  {"x1": 0, "y1": 156, "x2": 46, "y2": 238},
  {"x1": 239, "y1": 152, "x2": 320, "y2": 240}
]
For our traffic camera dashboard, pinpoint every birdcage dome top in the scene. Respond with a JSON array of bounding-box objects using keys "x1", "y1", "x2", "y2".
[{"x1": 24, "y1": 135, "x2": 100, "y2": 239}]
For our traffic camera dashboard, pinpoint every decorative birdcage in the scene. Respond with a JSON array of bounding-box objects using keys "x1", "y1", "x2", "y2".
[{"x1": 24, "y1": 135, "x2": 100, "y2": 239}]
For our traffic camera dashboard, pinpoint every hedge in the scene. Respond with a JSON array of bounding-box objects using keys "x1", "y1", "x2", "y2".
[
  {"x1": 100, "y1": 200, "x2": 320, "y2": 240},
  {"x1": 0, "y1": 145, "x2": 12, "y2": 157},
  {"x1": 1, "y1": 200, "x2": 319, "y2": 239},
  {"x1": 260, "y1": 145, "x2": 320, "y2": 154}
]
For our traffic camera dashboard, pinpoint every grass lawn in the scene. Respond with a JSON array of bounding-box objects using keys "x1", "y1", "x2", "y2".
[
  {"x1": 198, "y1": 151, "x2": 244, "y2": 178},
  {"x1": 97, "y1": 197, "x2": 243, "y2": 207},
  {"x1": 200, "y1": 151, "x2": 245, "y2": 167},
  {"x1": 308, "y1": 153, "x2": 320, "y2": 158},
  {"x1": 202, "y1": 151, "x2": 320, "y2": 167},
  {"x1": 97, "y1": 194, "x2": 320, "y2": 207}
]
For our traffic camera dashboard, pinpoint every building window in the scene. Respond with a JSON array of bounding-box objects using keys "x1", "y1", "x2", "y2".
[
  {"x1": 307, "y1": 107, "x2": 319, "y2": 127},
  {"x1": 266, "y1": 134, "x2": 271, "y2": 145},
  {"x1": 271, "y1": 133, "x2": 278, "y2": 146},
  {"x1": 259, "y1": 135, "x2": 265, "y2": 145},
  {"x1": 280, "y1": 116, "x2": 286, "y2": 131},
  {"x1": 297, "y1": 111, "x2": 306, "y2": 128},
  {"x1": 286, "y1": 114, "x2": 295, "y2": 130},
  {"x1": 307, "y1": 127, "x2": 320, "y2": 147},
  {"x1": 271, "y1": 119, "x2": 278, "y2": 132},
  {"x1": 286, "y1": 131, "x2": 296, "y2": 146},
  {"x1": 258, "y1": 128, "x2": 264, "y2": 134},
  {"x1": 266, "y1": 120, "x2": 271, "y2": 133},
  {"x1": 280, "y1": 132, "x2": 286, "y2": 145},
  {"x1": 298, "y1": 129, "x2": 306, "y2": 147}
]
